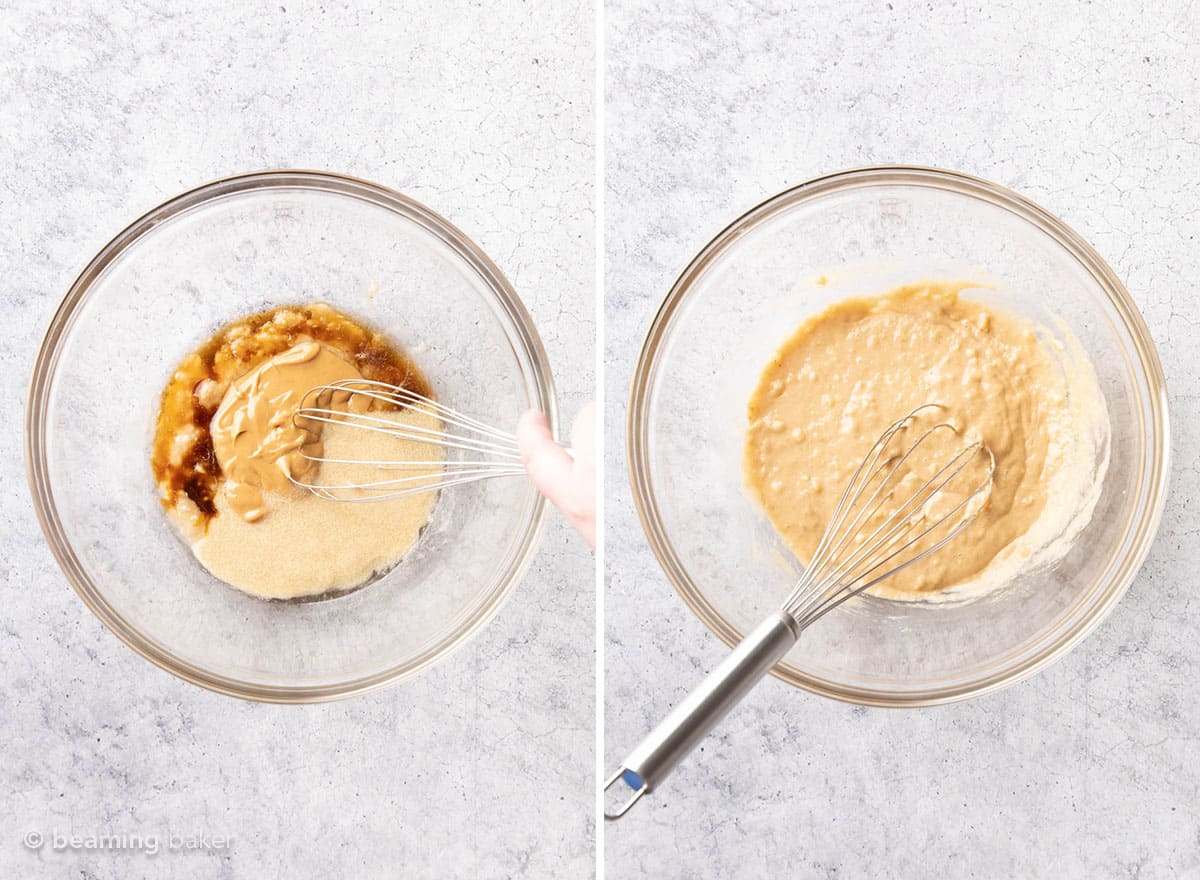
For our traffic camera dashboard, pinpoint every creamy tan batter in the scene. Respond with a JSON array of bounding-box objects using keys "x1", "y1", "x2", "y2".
[{"x1": 745, "y1": 281, "x2": 1107, "y2": 600}]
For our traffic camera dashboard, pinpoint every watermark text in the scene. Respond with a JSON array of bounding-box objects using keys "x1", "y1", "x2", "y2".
[{"x1": 23, "y1": 829, "x2": 232, "y2": 857}]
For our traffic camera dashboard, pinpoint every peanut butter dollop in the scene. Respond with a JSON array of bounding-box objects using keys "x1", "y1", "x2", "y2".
[{"x1": 210, "y1": 341, "x2": 369, "y2": 522}]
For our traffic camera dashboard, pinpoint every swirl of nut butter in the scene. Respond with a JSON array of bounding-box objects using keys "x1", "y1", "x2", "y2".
[{"x1": 209, "y1": 342, "x2": 369, "y2": 522}]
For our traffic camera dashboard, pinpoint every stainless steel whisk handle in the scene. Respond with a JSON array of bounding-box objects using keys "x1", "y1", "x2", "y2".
[{"x1": 604, "y1": 611, "x2": 800, "y2": 820}]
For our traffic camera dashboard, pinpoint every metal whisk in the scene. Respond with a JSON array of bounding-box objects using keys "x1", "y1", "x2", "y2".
[
  {"x1": 604, "y1": 406, "x2": 995, "y2": 819},
  {"x1": 289, "y1": 379, "x2": 527, "y2": 501}
]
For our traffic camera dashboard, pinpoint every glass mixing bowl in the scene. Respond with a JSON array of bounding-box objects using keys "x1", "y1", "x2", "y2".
[
  {"x1": 628, "y1": 166, "x2": 1169, "y2": 707},
  {"x1": 27, "y1": 170, "x2": 554, "y2": 702}
]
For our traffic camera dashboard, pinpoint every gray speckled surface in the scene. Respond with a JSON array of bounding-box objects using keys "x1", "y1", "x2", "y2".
[
  {"x1": 1, "y1": 2, "x2": 594, "y2": 878},
  {"x1": 605, "y1": 3, "x2": 1196, "y2": 878}
]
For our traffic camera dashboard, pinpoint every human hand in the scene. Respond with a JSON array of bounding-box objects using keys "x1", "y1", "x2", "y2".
[{"x1": 517, "y1": 403, "x2": 596, "y2": 549}]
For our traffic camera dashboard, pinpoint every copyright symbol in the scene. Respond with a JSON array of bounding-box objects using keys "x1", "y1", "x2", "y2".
[{"x1": 23, "y1": 831, "x2": 43, "y2": 850}]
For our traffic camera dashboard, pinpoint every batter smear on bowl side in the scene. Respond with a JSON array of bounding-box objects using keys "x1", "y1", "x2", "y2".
[
  {"x1": 744, "y1": 281, "x2": 1109, "y2": 601},
  {"x1": 151, "y1": 304, "x2": 443, "y2": 600}
]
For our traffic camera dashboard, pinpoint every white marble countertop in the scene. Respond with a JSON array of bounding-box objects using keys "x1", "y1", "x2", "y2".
[
  {"x1": 0, "y1": 2, "x2": 594, "y2": 877},
  {"x1": 605, "y1": 2, "x2": 1197, "y2": 877}
]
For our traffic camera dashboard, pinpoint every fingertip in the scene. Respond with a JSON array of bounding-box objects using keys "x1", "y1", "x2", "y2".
[
  {"x1": 518, "y1": 408, "x2": 549, "y2": 433},
  {"x1": 517, "y1": 409, "x2": 552, "y2": 457}
]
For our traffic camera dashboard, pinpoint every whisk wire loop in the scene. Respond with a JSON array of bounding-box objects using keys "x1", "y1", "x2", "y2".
[
  {"x1": 786, "y1": 414, "x2": 994, "y2": 627},
  {"x1": 288, "y1": 380, "x2": 526, "y2": 502},
  {"x1": 801, "y1": 410, "x2": 934, "y2": 582},
  {"x1": 318, "y1": 379, "x2": 513, "y2": 438},
  {"x1": 792, "y1": 442, "x2": 994, "y2": 627}
]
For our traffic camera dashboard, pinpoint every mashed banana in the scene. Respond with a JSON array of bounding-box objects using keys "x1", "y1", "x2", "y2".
[{"x1": 744, "y1": 281, "x2": 1108, "y2": 601}]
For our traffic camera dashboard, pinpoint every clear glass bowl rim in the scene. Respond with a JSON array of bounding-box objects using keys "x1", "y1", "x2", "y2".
[
  {"x1": 25, "y1": 169, "x2": 556, "y2": 703},
  {"x1": 626, "y1": 164, "x2": 1171, "y2": 707}
]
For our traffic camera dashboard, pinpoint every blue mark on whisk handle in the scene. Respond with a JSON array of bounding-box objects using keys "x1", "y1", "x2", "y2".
[{"x1": 604, "y1": 766, "x2": 649, "y2": 820}]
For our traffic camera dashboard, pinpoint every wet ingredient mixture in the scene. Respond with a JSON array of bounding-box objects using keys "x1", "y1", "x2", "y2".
[
  {"x1": 151, "y1": 304, "x2": 442, "y2": 600},
  {"x1": 744, "y1": 281, "x2": 1107, "y2": 601}
]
